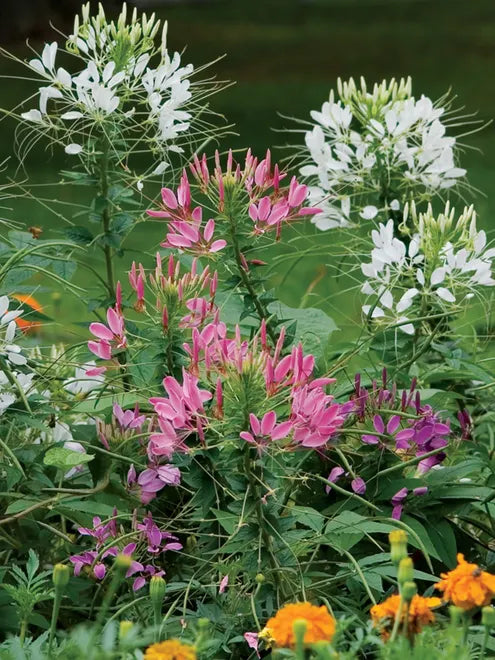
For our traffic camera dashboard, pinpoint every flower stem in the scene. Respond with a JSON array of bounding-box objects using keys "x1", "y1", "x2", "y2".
[
  {"x1": 47, "y1": 587, "x2": 63, "y2": 655},
  {"x1": 226, "y1": 210, "x2": 277, "y2": 343},
  {"x1": 99, "y1": 137, "x2": 116, "y2": 302}
]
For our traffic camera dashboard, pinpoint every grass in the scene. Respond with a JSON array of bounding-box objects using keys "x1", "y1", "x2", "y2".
[{"x1": 0, "y1": 0, "x2": 494, "y2": 344}]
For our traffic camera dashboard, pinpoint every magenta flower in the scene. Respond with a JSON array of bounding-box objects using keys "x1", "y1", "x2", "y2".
[
  {"x1": 290, "y1": 384, "x2": 347, "y2": 448},
  {"x1": 240, "y1": 411, "x2": 292, "y2": 453},
  {"x1": 88, "y1": 305, "x2": 127, "y2": 361},
  {"x1": 244, "y1": 632, "x2": 260, "y2": 657},
  {"x1": 77, "y1": 509, "x2": 118, "y2": 548},
  {"x1": 219, "y1": 575, "x2": 229, "y2": 594},
  {"x1": 325, "y1": 467, "x2": 366, "y2": 495},
  {"x1": 391, "y1": 486, "x2": 428, "y2": 520},
  {"x1": 129, "y1": 261, "x2": 146, "y2": 311},
  {"x1": 162, "y1": 216, "x2": 227, "y2": 256},
  {"x1": 113, "y1": 403, "x2": 146, "y2": 431}
]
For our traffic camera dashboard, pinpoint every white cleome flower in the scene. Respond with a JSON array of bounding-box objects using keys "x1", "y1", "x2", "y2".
[
  {"x1": 0, "y1": 296, "x2": 27, "y2": 366},
  {"x1": 64, "y1": 362, "x2": 105, "y2": 396},
  {"x1": 359, "y1": 204, "x2": 495, "y2": 335},
  {"x1": 298, "y1": 77, "x2": 467, "y2": 230}
]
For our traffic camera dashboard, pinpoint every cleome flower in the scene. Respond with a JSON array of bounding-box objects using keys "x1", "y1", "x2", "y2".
[
  {"x1": 259, "y1": 601, "x2": 336, "y2": 649},
  {"x1": 0, "y1": 295, "x2": 27, "y2": 366},
  {"x1": 18, "y1": 2, "x2": 222, "y2": 177},
  {"x1": 370, "y1": 593, "x2": 441, "y2": 639},
  {"x1": 298, "y1": 77, "x2": 467, "y2": 230},
  {"x1": 360, "y1": 203, "x2": 495, "y2": 335},
  {"x1": 435, "y1": 554, "x2": 495, "y2": 610}
]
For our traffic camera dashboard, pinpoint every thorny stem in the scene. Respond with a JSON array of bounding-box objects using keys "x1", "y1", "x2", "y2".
[
  {"x1": 244, "y1": 451, "x2": 282, "y2": 595},
  {"x1": 226, "y1": 209, "x2": 278, "y2": 344},
  {"x1": 99, "y1": 137, "x2": 116, "y2": 301}
]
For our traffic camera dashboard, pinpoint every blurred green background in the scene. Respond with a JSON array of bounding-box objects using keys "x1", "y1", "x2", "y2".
[{"x1": 1, "y1": 0, "x2": 494, "y2": 343}]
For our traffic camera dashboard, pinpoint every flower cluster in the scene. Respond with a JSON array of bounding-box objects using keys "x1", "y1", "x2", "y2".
[
  {"x1": 147, "y1": 149, "x2": 321, "y2": 255},
  {"x1": 19, "y1": 2, "x2": 215, "y2": 174},
  {"x1": 299, "y1": 77, "x2": 466, "y2": 230},
  {"x1": 353, "y1": 370, "x2": 453, "y2": 475},
  {"x1": 435, "y1": 554, "x2": 495, "y2": 610},
  {"x1": 360, "y1": 203, "x2": 495, "y2": 334},
  {"x1": 371, "y1": 593, "x2": 441, "y2": 639},
  {"x1": 258, "y1": 601, "x2": 336, "y2": 649},
  {"x1": 69, "y1": 510, "x2": 181, "y2": 591}
]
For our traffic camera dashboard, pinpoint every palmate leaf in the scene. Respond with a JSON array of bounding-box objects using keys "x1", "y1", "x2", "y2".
[{"x1": 43, "y1": 447, "x2": 94, "y2": 471}]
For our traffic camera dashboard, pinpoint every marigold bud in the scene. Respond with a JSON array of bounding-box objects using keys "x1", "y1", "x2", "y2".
[
  {"x1": 449, "y1": 605, "x2": 465, "y2": 626},
  {"x1": 398, "y1": 558, "x2": 414, "y2": 585},
  {"x1": 149, "y1": 575, "x2": 166, "y2": 604},
  {"x1": 119, "y1": 620, "x2": 133, "y2": 639},
  {"x1": 255, "y1": 573, "x2": 265, "y2": 584},
  {"x1": 52, "y1": 563, "x2": 70, "y2": 589},
  {"x1": 389, "y1": 530, "x2": 408, "y2": 563},
  {"x1": 197, "y1": 617, "x2": 209, "y2": 630},
  {"x1": 401, "y1": 581, "x2": 417, "y2": 601},
  {"x1": 292, "y1": 618, "x2": 307, "y2": 648},
  {"x1": 482, "y1": 606, "x2": 495, "y2": 628}
]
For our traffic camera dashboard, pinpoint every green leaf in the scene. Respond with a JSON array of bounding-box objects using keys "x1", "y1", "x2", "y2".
[
  {"x1": 211, "y1": 508, "x2": 239, "y2": 535},
  {"x1": 268, "y1": 301, "x2": 337, "y2": 358},
  {"x1": 65, "y1": 226, "x2": 94, "y2": 245},
  {"x1": 43, "y1": 447, "x2": 94, "y2": 470},
  {"x1": 291, "y1": 506, "x2": 325, "y2": 533},
  {"x1": 73, "y1": 392, "x2": 148, "y2": 414}
]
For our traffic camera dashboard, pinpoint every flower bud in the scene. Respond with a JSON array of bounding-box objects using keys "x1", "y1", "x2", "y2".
[
  {"x1": 398, "y1": 558, "x2": 414, "y2": 585},
  {"x1": 115, "y1": 553, "x2": 132, "y2": 571},
  {"x1": 292, "y1": 618, "x2": 307, "y2": 649},
  {"x1": 401, "y1": 581, "x2": 417, "y2": 602},
  {"x1": 119, "y1": 620, "x2": 133, "y2": 639},
  {"x1": 150, "y1": 575, "x2": 166, "y2": 605},
  {"x1": 482, "y1": 606, "x2": 495, "y2": 628},
  {"x1": 197, "y1": 617, "x2": 209, "y2": 630},
  {"x1": 449, "y1": 605, "x2": 464, "y2": 626},
  {"x1": 255, "y1": 573, "x2": 265, "y2": 584},
  {"x1": 389, "y1": 530, "x2": 408, "y2": 564},
  {"x1": 52, "y1": 563, "x2": 70, "y2": 590}
]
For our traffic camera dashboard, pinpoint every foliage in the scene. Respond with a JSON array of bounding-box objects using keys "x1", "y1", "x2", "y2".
[{"x1": 0, "y1": 3, "x2": 494, "y2": 659}]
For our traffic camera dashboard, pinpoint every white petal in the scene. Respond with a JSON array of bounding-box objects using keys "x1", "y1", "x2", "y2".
[
  {"x1": 61, "y1": 111, "x2": 84, "y2": 120},
  {"x1": 436, "y1": 287, "x2": 456, "y2": 303},
  {"x1": 21, "y1": 109, "x2": 43, "y2": 123},
  {"x1": 65, "y1": 143, "x2": 83, "y2": 155},
  {"x1": 430, "y1": 267, "x2": 446, "y2": 285},
  {"x1": 360, "y1": 205, "x2": 379, "y2": 220},
  {"x1": 399, "y1": 322, "x2": 415, "y2": 335},
  {"x1": 0, "y1": 296, "x2": 9, "y2": 317},
  {"x1": 152, "y1": 161, "x2": 169, "y2": 175},
  {"x1": 8, "y1": 352, "x2": 27, "y2": 366},
  {"x1": 5, "y1": 321, "x2": 16, "y2": 342},
  {"x1": 416, "y1": 269, "x2": 425, "y2": 286}
]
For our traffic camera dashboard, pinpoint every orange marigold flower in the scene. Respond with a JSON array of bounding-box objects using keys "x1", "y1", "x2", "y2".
[
  {"x1": 259, "y1": 601, "x2": 336, "y2": 648},
  {"x1": 435, "y1": 553, "x2": 495, "y2": 610},
  {"x1": 144, "y1": 639, "x2": 196, "y2": 660},
  {"x1": 12, "y1": 294, "x2": 42, "y2": 333},
  {"x1": 370, "y1": 593, "x2": 441, "y2": 638}
]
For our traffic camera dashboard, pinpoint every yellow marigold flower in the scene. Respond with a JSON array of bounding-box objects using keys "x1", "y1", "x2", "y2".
[
  {"x1": 370, "y1": 593, "x2": 441, "y2": 638},
  {"x1": 259, "y1": 602, "x2": 335, "y2": 648},
  {"x1": 144, "y1": 639, "x2": 197, "y2": 660},
  {"x1": 435, "y1": 553, "x2": 495, "y2": 610}
]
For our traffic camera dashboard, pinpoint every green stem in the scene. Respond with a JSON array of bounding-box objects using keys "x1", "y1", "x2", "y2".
[
  {"x1": 226, "y1": 210, "x2": 277, "y2": 344},
  {"x1": 48, "y1": 588, "x2": 63, "y2": 655},
  {"x1": 19, "y1": 618, "x2": 28, "y2": 645},
  {"x1": 0, "y1": 355, "x2": 32, "y2": 413},
  {"x1": 99, "y1": 138, "x2": 115, "y2": 301},
  {"x1": 389, "y1": 594, "x2": 404, "y2": 643},
  {"x1": 480, "y1": 625, "x2": 490, "y2": 659}
]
